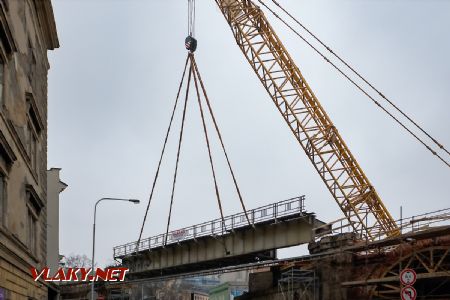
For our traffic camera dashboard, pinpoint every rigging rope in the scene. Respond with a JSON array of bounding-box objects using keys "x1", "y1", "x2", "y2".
[
  {"x1": 164, "y1": 60, "x2": 193, "y2": 246},
  {"x1": 138, "y1": 1, "x2": 251, "y2": 252},
  {"x1": 257, "y1": 0, "x2": 450, "y2": 168},
  {"x1": 192, "y1": 57, "x2": 227, "y2": 233},
  {"x1": 160, "y1": 54, "x2": 251, "y2": 245},
  {"x1": 136, "y1": 55, "x2": 190, "y2": 251},
  {"x1": 191, "y1": 57, "x2": 252, "y2": 225},
  {"x1": 138, "y1": 53, "x2": 250, "y2": 250},
  {"x1": 267, "y1": 0, "x2": 450, "y2": 158}
]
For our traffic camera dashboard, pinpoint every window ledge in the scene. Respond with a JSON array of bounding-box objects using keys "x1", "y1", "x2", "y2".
[
  {"x1": 0, "y1": 129, "x2": 16, "y2": 165},
  {"x1": 26, "y1": 183, "x2": 44, "y2": 211}
]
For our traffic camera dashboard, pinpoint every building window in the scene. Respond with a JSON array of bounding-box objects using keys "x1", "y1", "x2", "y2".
[
  {"x1": 0, "y1": 59, "x2": 5, "y2": 104},
  {"x1": 0, "y1": 59, "x2": 3, "y2": 106},
  {"x1": 30, "y1": 133, "x2": 37, "y2": 172},
  {"x1": 0, "y1": 175, "x2": 5, "y2": 226},
  {"x1": 27, "y1": 39, "x2": 34, "y2": 85},
  {"x1": 25, "y1": 184, "x2": 43, "y2": 257},
  {"x1": 23, "y1": 120, "x2": 38, "y2": 179},
  {"x1": 24, "y1": 93, "x2": 43, "y2": 178},
  {"x1": 27, "y1": 208, "x2": 37, "y2": 255}
]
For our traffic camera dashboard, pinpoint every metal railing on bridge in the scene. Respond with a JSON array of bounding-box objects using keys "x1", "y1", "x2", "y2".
[
  {"x1": 114, "y1": 196, "x2": 306, "y2": 258},
  {"x1": 314, "y1": 205, "x2": 450, "y2": 241}
]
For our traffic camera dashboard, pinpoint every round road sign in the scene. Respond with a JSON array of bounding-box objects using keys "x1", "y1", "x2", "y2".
[
  {"x1": 401, "y1": 286, "x2": 417, "y2": 300},
  {"x1": 400, "y1": 268, "x2": 417, "y2": 286}
]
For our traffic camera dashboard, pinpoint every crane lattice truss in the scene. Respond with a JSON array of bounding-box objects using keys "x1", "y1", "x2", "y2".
[{"x1": 215, "y1": 0, "x2": 399, "y2": 241}]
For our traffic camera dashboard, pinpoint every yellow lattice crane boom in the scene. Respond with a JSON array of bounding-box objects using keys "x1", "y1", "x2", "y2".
[{"x1": 214, "y1": 0, "x2": 399, "y2": 241}]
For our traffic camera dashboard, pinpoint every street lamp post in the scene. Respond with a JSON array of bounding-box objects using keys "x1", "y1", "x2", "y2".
[{"x1": 91, "y1": 197, "x2": 140, "y2": 300}]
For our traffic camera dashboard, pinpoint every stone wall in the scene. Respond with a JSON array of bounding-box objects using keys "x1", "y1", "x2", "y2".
[{"x1": 0, "y1": 0, "x2": 58, "y2": 299}]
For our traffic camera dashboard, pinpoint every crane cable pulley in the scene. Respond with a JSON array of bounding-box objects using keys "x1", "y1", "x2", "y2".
[
  {"x1": 258, "y1": 0, "x2": 450, "y2": 168},
  {"x1": 136, "y1": 53, "x2": 251, "y2": 250}
]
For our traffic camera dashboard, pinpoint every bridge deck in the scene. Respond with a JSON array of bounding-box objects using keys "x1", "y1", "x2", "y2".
[
  {"x1": 114, "y1": 196, "x2": 306, "y2": 258},
  {"x1": 113, "y1": 196, "x2": 325, "y2": 278}
]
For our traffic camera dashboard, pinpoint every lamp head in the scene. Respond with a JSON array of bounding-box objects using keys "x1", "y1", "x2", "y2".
[{"x1": 129, "y1": 199, "x2": 140, "y2": 204}]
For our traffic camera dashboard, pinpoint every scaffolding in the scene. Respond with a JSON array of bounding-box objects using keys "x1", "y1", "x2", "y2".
[{"x1": 278, "y1": 267, "x2": 317, "y2": 300}]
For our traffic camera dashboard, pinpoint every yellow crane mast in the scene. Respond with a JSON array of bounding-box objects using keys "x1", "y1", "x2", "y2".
[{"x1": 214, "y1": 0, "x2": 399, "y2": 241}]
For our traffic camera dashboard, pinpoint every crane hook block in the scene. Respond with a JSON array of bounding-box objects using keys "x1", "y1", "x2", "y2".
[{"x1": 185, "y1": 36, "x2": 197, "y2": 52}]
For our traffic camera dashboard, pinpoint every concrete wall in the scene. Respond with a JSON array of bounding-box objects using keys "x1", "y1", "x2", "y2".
[
  {"x1": 219, "y1": 270, "x2": 249, "y2": 285},
  {"x1": 0, "y1": 0, "x2": 58, "y2": 299},
  {"x1": 46, "y1": 168, "x2": 67, "y2": 273}
]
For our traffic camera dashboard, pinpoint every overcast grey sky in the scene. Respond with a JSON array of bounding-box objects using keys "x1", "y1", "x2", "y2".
[{"x1": 48, "y1": 0, "x2": 450, "y2": 267}]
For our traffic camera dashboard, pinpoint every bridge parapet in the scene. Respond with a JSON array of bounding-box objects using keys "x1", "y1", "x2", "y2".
[{"x1": 114, "y1": 196, "x2": 306, "y2": 259}]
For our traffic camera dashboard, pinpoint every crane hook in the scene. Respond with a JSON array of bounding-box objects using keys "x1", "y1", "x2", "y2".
[{"x1": 185, "y1": 35, "x2": 197, "y2": 52}]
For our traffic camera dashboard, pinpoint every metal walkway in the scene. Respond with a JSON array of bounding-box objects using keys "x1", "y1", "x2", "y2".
[{"x1": 113, "y1": 196, "x2": 325, "y2": 278}]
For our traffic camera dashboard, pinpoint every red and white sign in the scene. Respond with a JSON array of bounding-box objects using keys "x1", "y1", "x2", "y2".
[
  {"x1": 401, "y1": 286, "x2": 417, "y2": 300},
  {"x1": 400, "y1": 269, "x2": 417, "y2": 286},
  {"x1": 171, "y1": 229, "x2": 188, "y2": 240}
]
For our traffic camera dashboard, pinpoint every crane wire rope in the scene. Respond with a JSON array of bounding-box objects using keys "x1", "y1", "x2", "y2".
[
  {"x1": 188, "y1": 0, "x2": 196, "y2": 37},
  {"x1": 136, "y1": 55, "x2": 190, "y2": 251},
  {"x1": 267, "y1": 0, "x2": 450, "y2": 158},
  {"x1": 256, "y1": 0, "x2": 450, "y2": 168}
]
